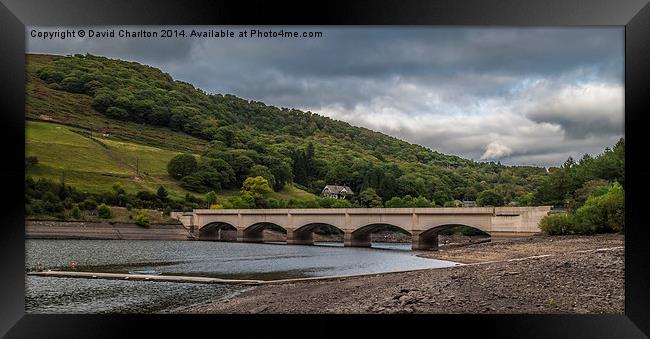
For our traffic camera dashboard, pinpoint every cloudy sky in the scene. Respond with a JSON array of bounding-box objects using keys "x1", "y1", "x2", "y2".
[{"x1": 27, "y1": 26, "x2": 624, "y2": 167}]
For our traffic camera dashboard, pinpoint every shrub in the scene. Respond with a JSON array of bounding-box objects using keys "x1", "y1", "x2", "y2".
[
  {"x1": 331, "y1": 199, "x2": 353, "y2": 208},
  {"x1": 42, "y1": 191, "x2": 60, "y2": 204},
  {"x1": 71, "y1": 206, "x2": 81, "y2": 219},
  {"x1": 44, "y1": 201, "x2": 64, "y2": 213},
  {"x1": 97, "y1": 203, "x2": 112, "y2": 219},
  {"x1": 26, "y1": 156, "x2": 39, "y2": 167},
  {"x1": 79, "y1": 198, "x2": 98, "y2": 210},
  {"x1": 539, "y1": 213, "x2": 576, "y2": 235},
  {"x1": 135, "y1": 211, "x2": 150, "y2": 228},
  {"x1": 25, "y1": 204, "x2": 33, "y2": 216},
  {"x1": 29, "y1": 200, "x2": 45, "y2": 215},
  {"x1": 317, "y1": 197, "x2": 336, "y2": 208},
  {"x1": 573, "y1": 182, "x2": 624, "y2": 234},
  {"x1": 62, "y1": 197, "x2": 74, "y2": 209}
]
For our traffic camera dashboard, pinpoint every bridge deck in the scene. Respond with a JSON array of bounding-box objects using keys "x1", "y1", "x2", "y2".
[{"x1": 193, "y1": 207, "x2": 497, "y2": 215}]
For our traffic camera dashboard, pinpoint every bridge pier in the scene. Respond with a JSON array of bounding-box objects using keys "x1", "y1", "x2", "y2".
[
  {"x1": 286, "y1": 229, "x2": 314, "y2": 245},
  {"x1": 412, "y1": 230, "x2": 438, "y2": 251},
  {"x1": 344, "y1": 231, "x2": 371, "y2": 248},
  {"x1": 236, "y1": 229, "x2": 264, "y2": 243}
]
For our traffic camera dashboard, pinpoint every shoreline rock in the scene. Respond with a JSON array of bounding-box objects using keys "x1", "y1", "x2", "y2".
[{"x1": 186, "y1": 234, "x2": 624, "y2": 314}]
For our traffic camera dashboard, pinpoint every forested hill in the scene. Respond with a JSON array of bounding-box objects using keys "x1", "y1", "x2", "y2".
[
  {"x1": 26, "y1": 53, "x2": 621, "y2": 208},
  {"x1": 30, "y1": 53, "x2": 470, "y2": 166}
]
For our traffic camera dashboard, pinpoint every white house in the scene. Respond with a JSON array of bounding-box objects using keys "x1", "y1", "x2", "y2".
[{"x1": 321, "y1": 185, "x2": 354, "y2": 199}]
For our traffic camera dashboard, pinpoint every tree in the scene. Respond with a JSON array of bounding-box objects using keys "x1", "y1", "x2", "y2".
[
  {"x1": 205, "y1": 191, "x2": 218, "y2": 206},
  {"x1": 60, "y1": 76, "x2": 85, "y2": 93},
  {"x1": 250, "y1": 165, "x2": 276, "y2": 189},
  {"x1": 384, "y1": 196, "x2": 405, "y2": 208},
  {"x1": 167, "y1": 154, "x2": 198, "y2": 179},
  {"x1": 98, "y1": 203, "x2": 112, "y2": 218},
  {"x1": 180, "y1": 173, "x2": 208, "y2": 193},
  {"x1": 241, "y1": 176, "x2": 273, "y2": 198},
  {"x1": 567, "y1": 179, "x2": 609, "y2": 210},
  {"x1": 105, "y1": 106, "x2": 129, "y2": 120},
  {"x1": 156, "y1": 185, "x2": 169, "y2": 201},
  {"x1": 92, "y1": 91, "x2": 114, "y2": 112},
  {"x1": 413, "y1": 195, "x2": 435, "y2": 207},
  {"x1": 477, "y1": 190, "x2": 504, "y2": 207},
  {"x1": 358, "y1": 188, "x2": 383, "y2": 207}
]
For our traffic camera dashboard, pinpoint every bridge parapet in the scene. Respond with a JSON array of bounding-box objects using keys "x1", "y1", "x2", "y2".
[{"x1": 193, "y1": 207, "x2": 497, "y2": 215}]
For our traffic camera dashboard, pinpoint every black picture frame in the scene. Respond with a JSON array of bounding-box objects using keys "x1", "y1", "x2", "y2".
[{"x1": 1, "y1": 0, "x2": 649, "y2": 337}]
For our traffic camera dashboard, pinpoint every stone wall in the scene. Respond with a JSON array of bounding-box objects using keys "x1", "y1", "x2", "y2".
[{"x1": 26, "y1": 220, "x2": 192, "y2": 240}]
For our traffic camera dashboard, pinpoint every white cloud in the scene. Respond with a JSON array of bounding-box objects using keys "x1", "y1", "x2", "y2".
[{"x1": 480, "y1": 141, "x2": 513, "y2": 160}]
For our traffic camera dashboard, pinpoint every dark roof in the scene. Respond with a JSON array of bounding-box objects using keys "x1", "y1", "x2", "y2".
[{"x1": 322, "y1": 185, "x2": 354, "y2": 195}]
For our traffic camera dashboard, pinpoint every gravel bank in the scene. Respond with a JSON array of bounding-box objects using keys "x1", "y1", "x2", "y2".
[{"x1": 187, "y1": 234, "x2": 624, "y2": 314}]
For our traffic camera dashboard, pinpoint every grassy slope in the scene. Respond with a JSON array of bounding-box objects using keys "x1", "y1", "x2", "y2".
[
  {"x1": 26, "y1": 118, "x2": 316, "y2": 202},
  {"x1": 26, "y1": 120, "x2": 190, "y2": 199}
]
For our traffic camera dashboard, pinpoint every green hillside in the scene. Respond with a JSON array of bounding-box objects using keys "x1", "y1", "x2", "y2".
[
  {"x1": 26, "y1": 120, "x2": 188, "y2": 198},
  {"x1": 26, "y1": 53, "x2": 548, "y2": 206},
  {"x1": 26, "y1": 120, "x2": 315, "y2": 201},
  {"x1": 25, "y1": 53, "x2": 624, "y2": 214}
]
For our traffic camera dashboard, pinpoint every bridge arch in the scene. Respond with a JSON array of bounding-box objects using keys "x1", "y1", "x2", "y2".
[
  {"x1": 198, "y1": 222, "x2": 237, "y2": 241},
  {"x1": 294, "y1": 222, "x2": 344, "y2": 234},
  {"x1": 414, "y1": 223, "x2": 490, "y2": 250},
  {"x1": 345, "y1": 223, "x2": 411, "y2": 248},
  {"x1": 240, "y1": 222, "x2": 287, "y2": 243},
  {"x1": 289, "y1": 223, "x2": 345, "y2": 246}
]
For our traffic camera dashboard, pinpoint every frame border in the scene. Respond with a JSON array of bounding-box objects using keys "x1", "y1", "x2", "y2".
[{"x1": 1, "y1": 0, "x2": 648, "y2": 337}]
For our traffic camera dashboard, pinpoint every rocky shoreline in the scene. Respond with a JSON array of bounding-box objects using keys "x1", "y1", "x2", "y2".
[{"x1": 187, "y1": 234, "x2": 624, "y2": 314}]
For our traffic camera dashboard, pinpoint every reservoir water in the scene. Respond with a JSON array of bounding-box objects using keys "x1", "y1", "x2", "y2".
[{"x1": 25, "y1": 239, "x2": 458, "y2": 313}]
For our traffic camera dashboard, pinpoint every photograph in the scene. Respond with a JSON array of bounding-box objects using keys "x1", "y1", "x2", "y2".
[{"x1": 22, "y1": 25, "x2": 627, "y2": 315}]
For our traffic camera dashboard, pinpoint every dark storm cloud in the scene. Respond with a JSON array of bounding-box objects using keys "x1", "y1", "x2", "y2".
[{"x1": 27, "y1": 26, "x2": 624, "y2": 167}]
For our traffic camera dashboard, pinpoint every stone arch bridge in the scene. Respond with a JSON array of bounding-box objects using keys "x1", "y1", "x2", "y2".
[{"x1": 172, "y1": 207, "x2": 551, "y2": 250}]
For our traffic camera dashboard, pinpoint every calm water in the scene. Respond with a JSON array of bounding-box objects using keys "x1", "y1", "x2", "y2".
[{"x1": 25, "y1": 239, "x2": 458, "y2": 313}]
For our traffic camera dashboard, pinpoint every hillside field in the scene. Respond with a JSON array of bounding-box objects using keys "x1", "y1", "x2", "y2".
[{"x1": 26, "y1": 120, "x2": 316, "y2": 201}]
